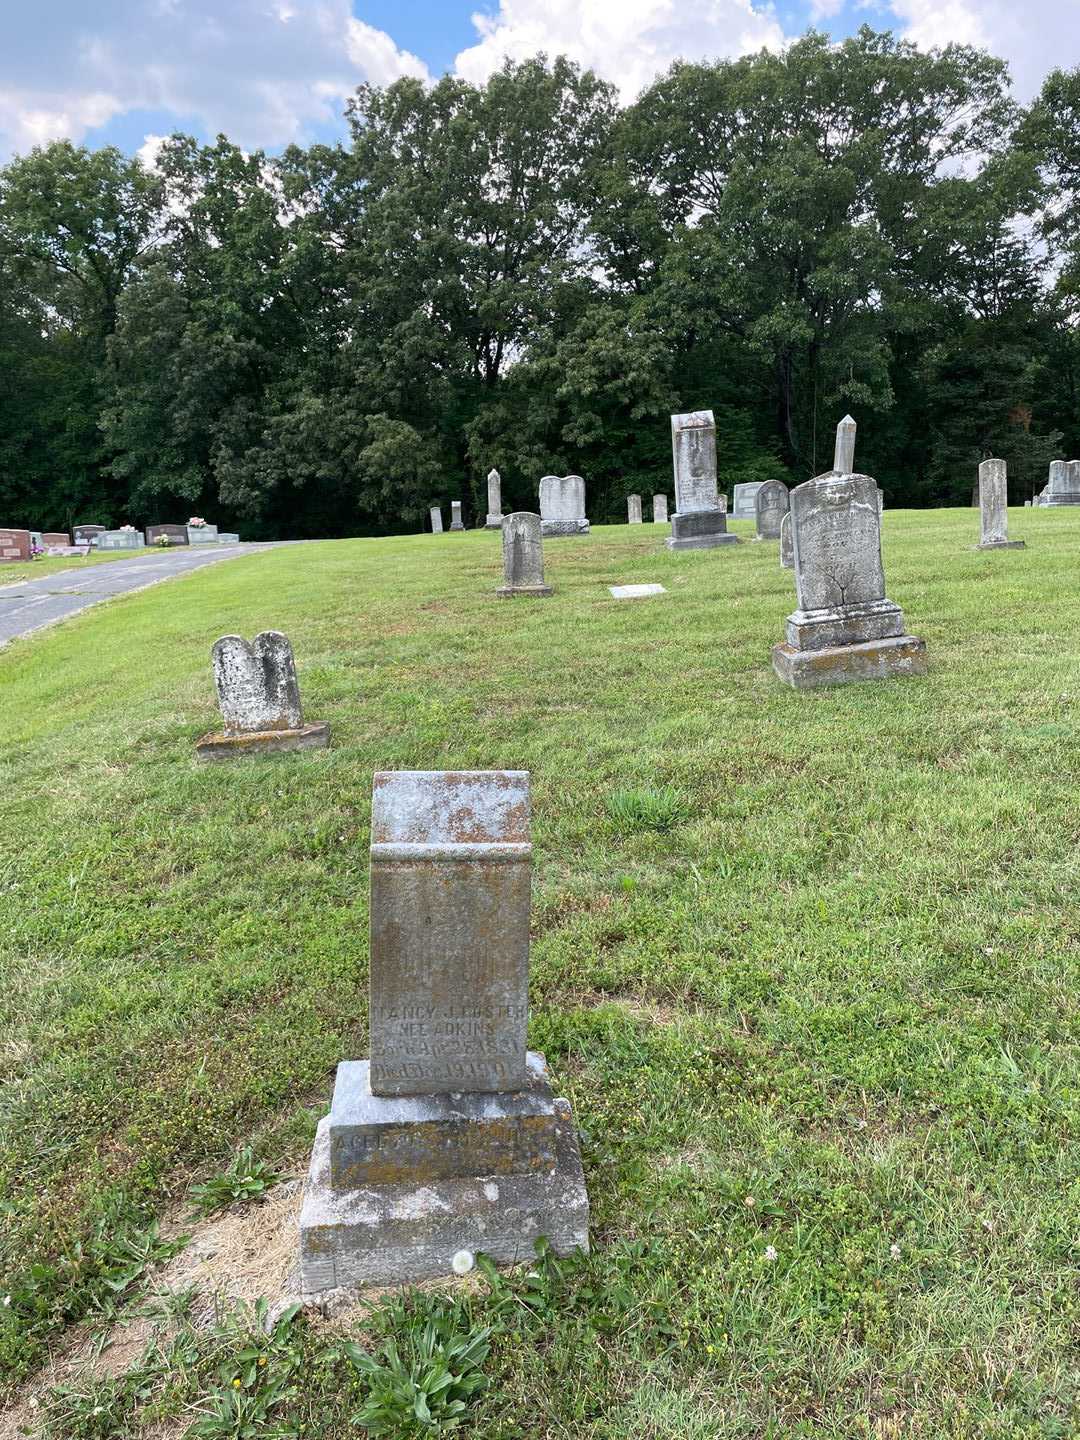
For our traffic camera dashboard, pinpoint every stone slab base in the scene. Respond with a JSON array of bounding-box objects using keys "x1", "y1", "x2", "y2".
[
  {"x1": 1044, "y1": 496, "x2": 1080, "y2": 505},
  {"x1": 541, "y1": 521, "x2": 589, "y2": 536},
  {"x1": 195, "y1": 721, "x2": 330, "y2": 761},
  {"x1": 976, "y1": 540, "x2": 1025, "y2": 550},
  {"x1": 485, "y1": 517, "x2": 503, "y2": 530},
  {"x1": 772, "y1": 635, "x2": 927, "y2": 690},
  {"x1": 299, "y1": 1099, "x2": 589, "y2": 1295},
  {"x1": 496, "y1": 585, "x2": 553, "y2": 598},
  {"x1": 666, "y1": 532, "x2": 740, "y2": 551}
]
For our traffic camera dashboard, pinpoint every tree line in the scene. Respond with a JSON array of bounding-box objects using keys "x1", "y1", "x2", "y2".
[{"x1": 3, "y1": 28, "x2": 1080, "y2": 538}]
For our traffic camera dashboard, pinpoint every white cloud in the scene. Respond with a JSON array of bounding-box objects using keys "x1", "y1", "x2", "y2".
[
  {"x1": 453, "y1": 0, "x2": 787, "y2": 102},
  {"x1": 887, "y1": 0, "x2": 1080, "y2": 97},
  {"x1": 0, "y1": 0, "x2": 429, "y2": 159}
]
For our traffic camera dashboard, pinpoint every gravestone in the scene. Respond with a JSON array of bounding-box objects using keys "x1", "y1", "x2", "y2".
[
  {"x1": 731, "y1": 482, "x2": 763, "y2": 520},
  {"x1": 668, "y1": 411, "x2": 738, "y2": 551},
  {"x1": 627, "y1": 494, "x2": 643, "y2": 524},
  {"x1": 73, "y1": 524, "x2": 105, "y2": 546},
  {"x1": 195, "y1": 631, "x2": 330, "y2": 761},
  {"x1": 497, "y1": 513, "x2": 552, "y2": 598},
  {"x1": 430, "y1": 506, "x2": 444, "y2": 534},
  {"x1": 976, "y1": 459, "x2": 1024, "y2": 550},
  {"x1": 485, "y1": 469, "x2": 503, "y2": 529},
  {"x1": 0, "y1": 528, "x2": 31, "y2": 562},
  {"x1": 609, "y1": 583, "x2": 666, "y2": 599},
  {"x1": 652, "y1": 494, "x2": 668, "y2": 523},
  {"x1": 98, "y1": 530, "x2": 146, "y2": 550},
  {"x1": 298, "y1": 770, "x2": 589, "y2": 1292},
  {"x1": 450, "y1": 501, "x2": 465, "y2": 531},
  {"x1": 29, "y1": 531, "x2": 43, "y2": 551},
  {"x1": 755, "y1": 480, "x2": 789, "y2": 541},
  {"x1": 539, "y1": 475, "x2": 589, "y2": 536},
  {"x1": 1045, "y1": 458, "x2": 1080, "y2": 506},
  {"x1": 187, "y1": 524, "x2": 219, "y2": 545},
  {"x1": 42, "y1": 532, "x2": 71, "y2": 547},
  {"x1": 834, "y1": 415, "x2": 857, "y2": 474},
  {"x1": 780, "y1": 512, "x2": 793, "y2": 569},
  {"x1": 217, "y1": 533, "x2": 240, "y2": 544},
  {"x1": 771, "y1": 472, "x2": 927, "y2": 689},
  {"x1": 146, "y1": 523, "x2": 189, "y2": 546}
]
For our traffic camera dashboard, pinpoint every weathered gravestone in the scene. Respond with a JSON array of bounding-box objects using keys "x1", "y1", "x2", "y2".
[
  {"x1": 1045, "y1": 459, "x2": 1080, "y2": 506},
  {"x1": 497, "y1": 513, "x2": 552, "y2": 597},
  {"x1": 627, "y1": 494, "x2": 643, "y2": 524},
  {"x1": 771, "y1": 472, "x2": 927, "y2": 689},
  {"x1": 652, "y1": 494, "x2": 668, "y2": 523},
  {"x1": 834, "y1": 414, "x2": 857, "y2": 474},
  {"x1": 187, "y1": 524, "x2": 219, "y2": 545},
  {"x1": 73, "y1": 524, "x2": 105, "y2": 546},
  {"x1": 29, "y1": 531, "x2": 43, "y2": 551},
  {"x1": 485, "y1": 469, "x2": 504, "y2": 529},
  {"x1": 450, "y1": 501, "x2": 465, "y2": 532},
  {"x1": 731, "y1": 482, "x2": 764, "y2": 521},
  {"x1": 430, "y1": 505, "x2": 444, "y2": 534},
  {"x1": 298, "y1": 770, "x2": 589, "y2": 1292},
  {"x1": 0, "y1": 528, "x2": 31, "y2": 562},
  {"x1": 42, "y1": 532, "x2": 71, "y2": 547},
  {"x1": 755, "y1": 480, "x2": 789, "y2": 541},
  {"x1": 195, "y1": 631, "x2": 330, "y2": 761},
  {"x1": 539, "y1": 475, "x2": 589, "y2": 536},
  {"x1": 98, "y1": 529, "x2": 146, "y2": 550},
  {"x1": 146, "y1": 523, "x2": 189, "y2": 547},
  {"x1": 976, "y1": 459, "x2": 1024, "y2": 550},
  {"x1": 668, "y1": 411, "x2": 738, "y2": 551},
  {"x1": 780, "y1": 512, "x2": 793, "y2": 569}
]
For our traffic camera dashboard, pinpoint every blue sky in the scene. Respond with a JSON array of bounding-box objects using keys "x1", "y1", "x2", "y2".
[{"x1": 2, "y1": 0, "x2": 1079, "y2": 163}]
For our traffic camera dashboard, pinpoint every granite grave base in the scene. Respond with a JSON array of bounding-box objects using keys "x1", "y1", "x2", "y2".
[
  {"x1": 496, "y1": 582, "x2": 553, "y2": 597},
  {"x1": 771, "y1": 634, "x2": 927, "y2": 690},
  {"x1": 540, "y1": 519, "x2": 589, "y2": 537},
  {"x1": 666, "y1": 510, "x2": 739, "y2": 551},
  {"x1": 298, "y1": 1075, "x2": 588, "y2": 1295},
  {"x1": 195, "y1": 721, "x2": 330, "y2": 761},
  {"x1": 975, "y1": 539, "x2": 1025, "y2": 551}
]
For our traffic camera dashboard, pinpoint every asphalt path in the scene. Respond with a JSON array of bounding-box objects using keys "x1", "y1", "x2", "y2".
[{"x1": 0, "y1": 543, "x2": 274, "y2": 648}]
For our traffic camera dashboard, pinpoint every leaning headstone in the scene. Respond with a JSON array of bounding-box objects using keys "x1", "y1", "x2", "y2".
[
  {"x1": 834, "y1": 415, "x2": 857, "y2": 474},
  {"x1": 430, "y1": 506, "x2": 444, "y2": 534},
  {"x1": 754, "y1": 480, "x2": 789, "y2": 541},
  {"x1": 652, "y1": 494, "x2": 668, "y2": 523},
  {"x1": 668, "y1": 411, "x2": 738, "y2": 551},
  {"x1": 146, "y1": 523, "x2": 189, "y2": 547},
  {"x1": 1045, "y1": 458, "x2": 1080, "y2": 506},
  {"x1": 780, "y1": 512, "x2": 793, "y2": 569},
  {"x1": 497, "y1": 513, "x2": 552, "y2": 598},
  {"x1": 41, "y1": 531, "x2": 72, "y2": 547},
  {"x1": 731, "y1": 482, "x2": 763, "y2": 520},
  {"x1": 976, "y1": 459, "x2": 1024, "y2": 550},
  {"x1": 539, "y1": 475, "x2": 589, "y2": 536},
  {"x1": 771, "y1": 471, "x2": 927, "y2": 689},
  {"x1": 73, "y1": 524, "x2": 105, "y2": 546},
  {"x1": 195, "y1": 631, "x2": 330, "y2": 761},
  {"x1": 298, "y1": 769, "x2": 589, "y2": 1292},
  {"x1": 187, "y1": 523, "x2": 219, "y2": 545},
  {"x1": 627, "y1": 494, "x2": 643, "y2": 524},
  {"x1": 0, "y1": 528, "x2": 31, "y2": 562},
  {"x1": 98, "y1": 529, "x2": 146, "y2": 550},
  {"x1": 485, "y1": 469, "x2": 503, "y2": 529},
  {"x1": 450, "y1": 501, "x2": 465, "y2": 532}
]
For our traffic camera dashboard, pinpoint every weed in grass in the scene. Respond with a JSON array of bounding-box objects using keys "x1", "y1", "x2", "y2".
[
  {"x1": 189, "y1": 1299, "x2": 303, "y2": 1440},
  {"x1": 606, "y1": 785, "x2": 686, "y2": 833},
  {"x1": 188, "y1": 1148, "x2": 282, "y2": 1217}
]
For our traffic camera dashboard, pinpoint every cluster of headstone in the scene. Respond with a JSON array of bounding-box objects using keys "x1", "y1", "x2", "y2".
[{"x1": 0, "y1": 519, "x2": 242, "y2": 561}]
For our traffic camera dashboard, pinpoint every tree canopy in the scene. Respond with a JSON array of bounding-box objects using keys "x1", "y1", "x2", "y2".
[{"x1": 2, "y1": 28, "x2": 1078, "y2": 537}]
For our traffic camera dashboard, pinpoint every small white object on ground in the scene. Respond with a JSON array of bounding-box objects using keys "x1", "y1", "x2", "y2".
[
  {"x1": 609, "y1": 584, "x2": 667, "y2": 600},
  {"x1": 452, "y1": 1249, "x2": 475, "y2": 1275}
]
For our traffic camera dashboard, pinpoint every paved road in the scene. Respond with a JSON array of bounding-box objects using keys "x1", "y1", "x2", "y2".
[{"x1": 0, "y1": 543, "x2": 273, "y2": 647}]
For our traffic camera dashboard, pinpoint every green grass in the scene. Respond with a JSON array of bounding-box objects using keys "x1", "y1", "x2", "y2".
[
  {"x1": 0, "y1": 549, "x2": 162, "y2": 585},
  {"x1": 1, "y1": 508, "x2": 1078, "y2": 1437}
]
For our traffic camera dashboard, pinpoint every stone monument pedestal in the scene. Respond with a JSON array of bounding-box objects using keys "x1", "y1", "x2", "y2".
[
  {"x1": 666, "y1": 510, "x2": 739, "y2": 551},
  {"x1": 772, "y1": 634, "x2": 927, "y2": 690},
  {"x1": 195, "y1": 721, "x2": 330, "y2": 761},
  {"x1": 975, "y1": 538, "x2": 1025, "y2": 551},
  {"x1": 298, "y1": 1051, "x2": 588, "y2": 1293},
  {"x1": 497, "y1": 582, "x2": 552, "y2": 597}
]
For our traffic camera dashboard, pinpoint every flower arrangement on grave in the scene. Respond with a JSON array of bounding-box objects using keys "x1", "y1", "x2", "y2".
[
  {"x1": 120, "y1": 524, "x2": 136, "y2": 532},
  {"x1": 188, "y1": 516, "x2": 207, "y2": 528},
  {"x1": 155, "y1": 534, "x2": 172, "y2": 547}
]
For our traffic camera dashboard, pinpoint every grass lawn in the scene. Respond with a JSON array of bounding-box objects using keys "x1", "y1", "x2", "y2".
[
  {"x1": 0, "y1": 550, "x2": 165, "y2": 586},
  {"x1": 1, "y1": 508, "x2": 1077, "y2": 1438}
]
